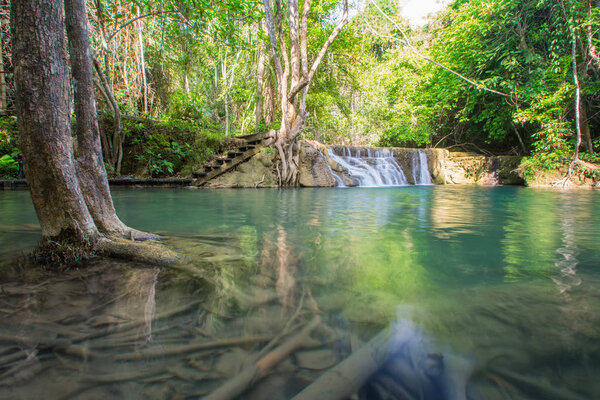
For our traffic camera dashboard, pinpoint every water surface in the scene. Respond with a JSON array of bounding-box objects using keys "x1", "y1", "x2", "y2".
[{"x1": 0, "y1": 187, "x2": 599, "y2": 399}]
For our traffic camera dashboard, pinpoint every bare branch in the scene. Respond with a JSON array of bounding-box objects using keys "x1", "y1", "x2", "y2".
[{"x1": 106, "y1": 10, "x2": 180, "y2": 44}]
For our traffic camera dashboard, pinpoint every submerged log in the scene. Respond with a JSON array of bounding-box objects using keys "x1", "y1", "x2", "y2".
[
  {"x1": 203, "y1": 316, "x2": 321, "y2": 400},
  {"x1": 291, "y1": 327, "x2": 392, "y2": 400},
  {"x1": 116, "y1": 335, "x2": 271, "y2": 361}
]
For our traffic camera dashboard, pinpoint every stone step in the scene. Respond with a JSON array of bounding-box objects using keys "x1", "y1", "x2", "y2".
[
  {"x1": 228, "y1": 151, "x2": 243, "y2": 158},
  {"x1": 215, "y1": 158, "x2": 234, "y2": 165},
  {"x1": 238, "y1": 145, "x2": 256, "y2": 152},
  {"x1": 192, "y1": 171, "x2": 207, "y2": 178}
]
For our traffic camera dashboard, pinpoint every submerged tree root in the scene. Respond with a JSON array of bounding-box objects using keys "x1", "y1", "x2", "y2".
[
  {"x1": 97, "y1": 237, "x2": 180, "y2": 266},
  {"x1": 25, "y1": 234, "x2": 179, "y2": 268}
]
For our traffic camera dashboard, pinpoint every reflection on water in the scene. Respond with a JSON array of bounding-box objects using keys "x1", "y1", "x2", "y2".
[{"x1": 1, "y1": 187, "x2": 600, "y2": 399}]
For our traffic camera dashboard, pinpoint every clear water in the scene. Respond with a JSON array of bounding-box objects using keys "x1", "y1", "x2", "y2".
[{"x1": 1, "y1": 187, "x2": 600, "y2": 399}]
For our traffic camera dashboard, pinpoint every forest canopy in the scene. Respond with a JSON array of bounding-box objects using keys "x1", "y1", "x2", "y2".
[{"x1": 0, "y1": 0, "x2": 598, "y2": 179}]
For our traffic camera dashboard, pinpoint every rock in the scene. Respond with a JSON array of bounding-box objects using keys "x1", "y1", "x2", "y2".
[
  {"x1": 214, "y1": 347, "x2": 249, "y2": 376},
  {"x1": 432, "y1": 150, "x2": 524, "y2": 185},
  {"x1": 206, "y1": 150, "x2": 278, "y2": 188},
  {"x1": 295, "y1": 349, "x2": 338, "y2": 370},
  {"x1": 298, "y1": 144, "x2": 337, "y2": 187}
]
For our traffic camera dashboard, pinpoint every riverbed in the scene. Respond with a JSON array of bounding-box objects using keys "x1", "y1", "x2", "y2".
[{"x1": 0, "y1": 187, "x2": 599, "y2": 399}]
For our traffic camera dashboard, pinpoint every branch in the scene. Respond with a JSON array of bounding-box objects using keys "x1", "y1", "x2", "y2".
[
  {"x1": 288, "y1": 0, "x2": 349, "y2": 101},
  {"x1": 368, "y1": 0, "x2": 511, "y2": 98},
  {"x1": 262, "y1": 0, "x2": 283, "y2": 83},
  {"x1": 106, "y1": 10, "x2": 180, "y2": 43}
]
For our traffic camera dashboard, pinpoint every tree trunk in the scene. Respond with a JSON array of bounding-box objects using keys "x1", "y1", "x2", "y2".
[
  {"x1": 580, "y1": 100, "x2": 594, "y2": 153},
  {"x1": 12, "y1": 0, "x2": 167, "y2": 265},
  {"x1": 12, "y1": 0, "x2": 99, "y2": 244},
  {"x1": 256, "y1": 44, "x2": 266, "y2": 129},
  {"x1": 262, "y1": 0, "x2": 348, "y2": 186},
  {"x1": 136, "y1": 6, "x2": 148, "y2": 114},
  {"x1": 93, "y1": 56, "x2": 124, "y2": 175},
  {"x1": 64, "y1": 0, "x2": 138, "y2": 238},
  {"x1": 0, "y1": 17, "x2": 7, "y2": 114}
]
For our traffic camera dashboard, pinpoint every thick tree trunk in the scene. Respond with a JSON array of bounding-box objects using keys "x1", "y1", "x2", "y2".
[
  {"x1": 64, "y1": 0, "x2": 138, "y2": 238},
  {"x1": 12, "y1": 0, "x2": 99, "y2": 244}
]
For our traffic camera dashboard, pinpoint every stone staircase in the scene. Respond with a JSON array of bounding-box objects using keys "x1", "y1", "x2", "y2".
[{"x1": 192, "y1": 131, "x2": 272, "y2": 186}]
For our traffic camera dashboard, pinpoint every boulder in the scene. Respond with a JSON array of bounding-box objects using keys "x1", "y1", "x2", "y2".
[
  {"x1": 298, "y1": 144, "x2": 337, "y2": 187},
  {"x1": 206, "y1": 150, "x2": 278, "y2": 188}
]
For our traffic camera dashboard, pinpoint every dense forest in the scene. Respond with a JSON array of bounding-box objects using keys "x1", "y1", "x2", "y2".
[{"x1": 0, "y1": 0, "x2": 598, "y2": 179}]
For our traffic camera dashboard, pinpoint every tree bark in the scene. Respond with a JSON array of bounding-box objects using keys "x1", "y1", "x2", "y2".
[
  {"x1": 12, "y1": 0, "x2": 99, "y2": 244},
  {"x1": 64, "y1": 0, "x2": 138, "y2": 238},
  {"x1": 136, "y1": 6, "x2": 148, "y2": 114},
  {"x1": 12, "y1": 0, "x2": 165, "y2": 264},
  {"x1": 0, "y1": 17, "x2": 7, "y2": 114},
  {"x1": 256, "y1": 44, "x2": 266, "y2": 129},
  {"x1": 580, "y1": 100, "x2": 594, "y2": 153}
]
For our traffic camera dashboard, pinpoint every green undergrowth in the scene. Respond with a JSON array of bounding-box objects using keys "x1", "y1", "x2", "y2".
[
  {"x1": 0, "y1": 117, "x2": 20, "y2": 179},
  {"x1": 518, "y1": 155, "x2": 600, "y2": 186},
  {"x1": 100, "y1": 115, "x2": 223, "y2": 178}
]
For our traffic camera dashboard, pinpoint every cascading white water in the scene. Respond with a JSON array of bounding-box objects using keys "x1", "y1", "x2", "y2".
[
  {"x1": 412, "y1": 150, "x2": 432, "y2": 185},
  {"x1": 327, "y1": 147, "x2": 432, "y2": 187},
  {"x1": 327, "y1": 147, "x2": 409, "y2": 187}
]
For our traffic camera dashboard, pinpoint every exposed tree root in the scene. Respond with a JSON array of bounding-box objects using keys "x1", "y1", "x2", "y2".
[
  {"x1": 552, "y1": 159, "x2": 600, "y2": 188},
  {"x1": 26, "y1": 233, "x2": 178, "y2": 268},
  {"x1": 97, "y1": 236, "x2": 179, "y2": 266}
]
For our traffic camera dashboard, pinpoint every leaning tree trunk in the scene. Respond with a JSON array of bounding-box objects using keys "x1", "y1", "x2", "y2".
[
  {"x1": 64, "y1": 0, "x2": 149, "y2": 239},
  {"x1": 11, "y1": 0, "x2": 100, "y2": 245}
]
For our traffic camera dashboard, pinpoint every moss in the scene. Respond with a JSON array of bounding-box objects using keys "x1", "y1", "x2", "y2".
[{"x1": 30, "y1": 229, "x2": 97, "y2": 268}]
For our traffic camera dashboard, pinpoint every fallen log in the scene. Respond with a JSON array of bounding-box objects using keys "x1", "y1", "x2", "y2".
[
  {"x1": 291, "y1": 326, "x2": 392, "y2": 400},
  {"x1": 202, "y1": 316, "x2": 321, "y2": 400}
]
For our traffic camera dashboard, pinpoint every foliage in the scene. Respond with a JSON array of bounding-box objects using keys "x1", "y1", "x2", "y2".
[
  {"x1": 0, "y1": 117, "x2": 20, "y2": 179},
  {"x1": 100, "y1": 115, "x2": 221, "y2": 177},
  {"x1": 79, "y1": 0, "x2": 599, "y2": 174}
]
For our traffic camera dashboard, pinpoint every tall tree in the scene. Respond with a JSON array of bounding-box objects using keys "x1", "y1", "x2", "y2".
[
  {"x1": 263, "y1": 0, "x2": 349, "y2": 185},
  {"x1": 12, "y1": 0, "x2": 166, "y2": 261}
]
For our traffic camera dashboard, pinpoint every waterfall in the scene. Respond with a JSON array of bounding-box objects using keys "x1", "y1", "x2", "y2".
[
  {"x1": 327, "y1": 147, "x2": 409, "y2": 187},
  {"x1": 327, "y1": 147, "x2": 432, "y2": 187},
  {"x1": 412, "y1": 150, "x2": 432, "y2": 185}
]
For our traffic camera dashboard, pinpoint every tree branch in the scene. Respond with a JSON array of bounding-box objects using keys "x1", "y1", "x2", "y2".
[
  {"x1": 368, "y1": 0, "x2": 511, "y2": 98},
  {"x1": 105, "y1": 10, "x2": 181, "y2": 44},
  {"x1": 288, "y1": 0, "x2": 349, "y2": 101}
]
